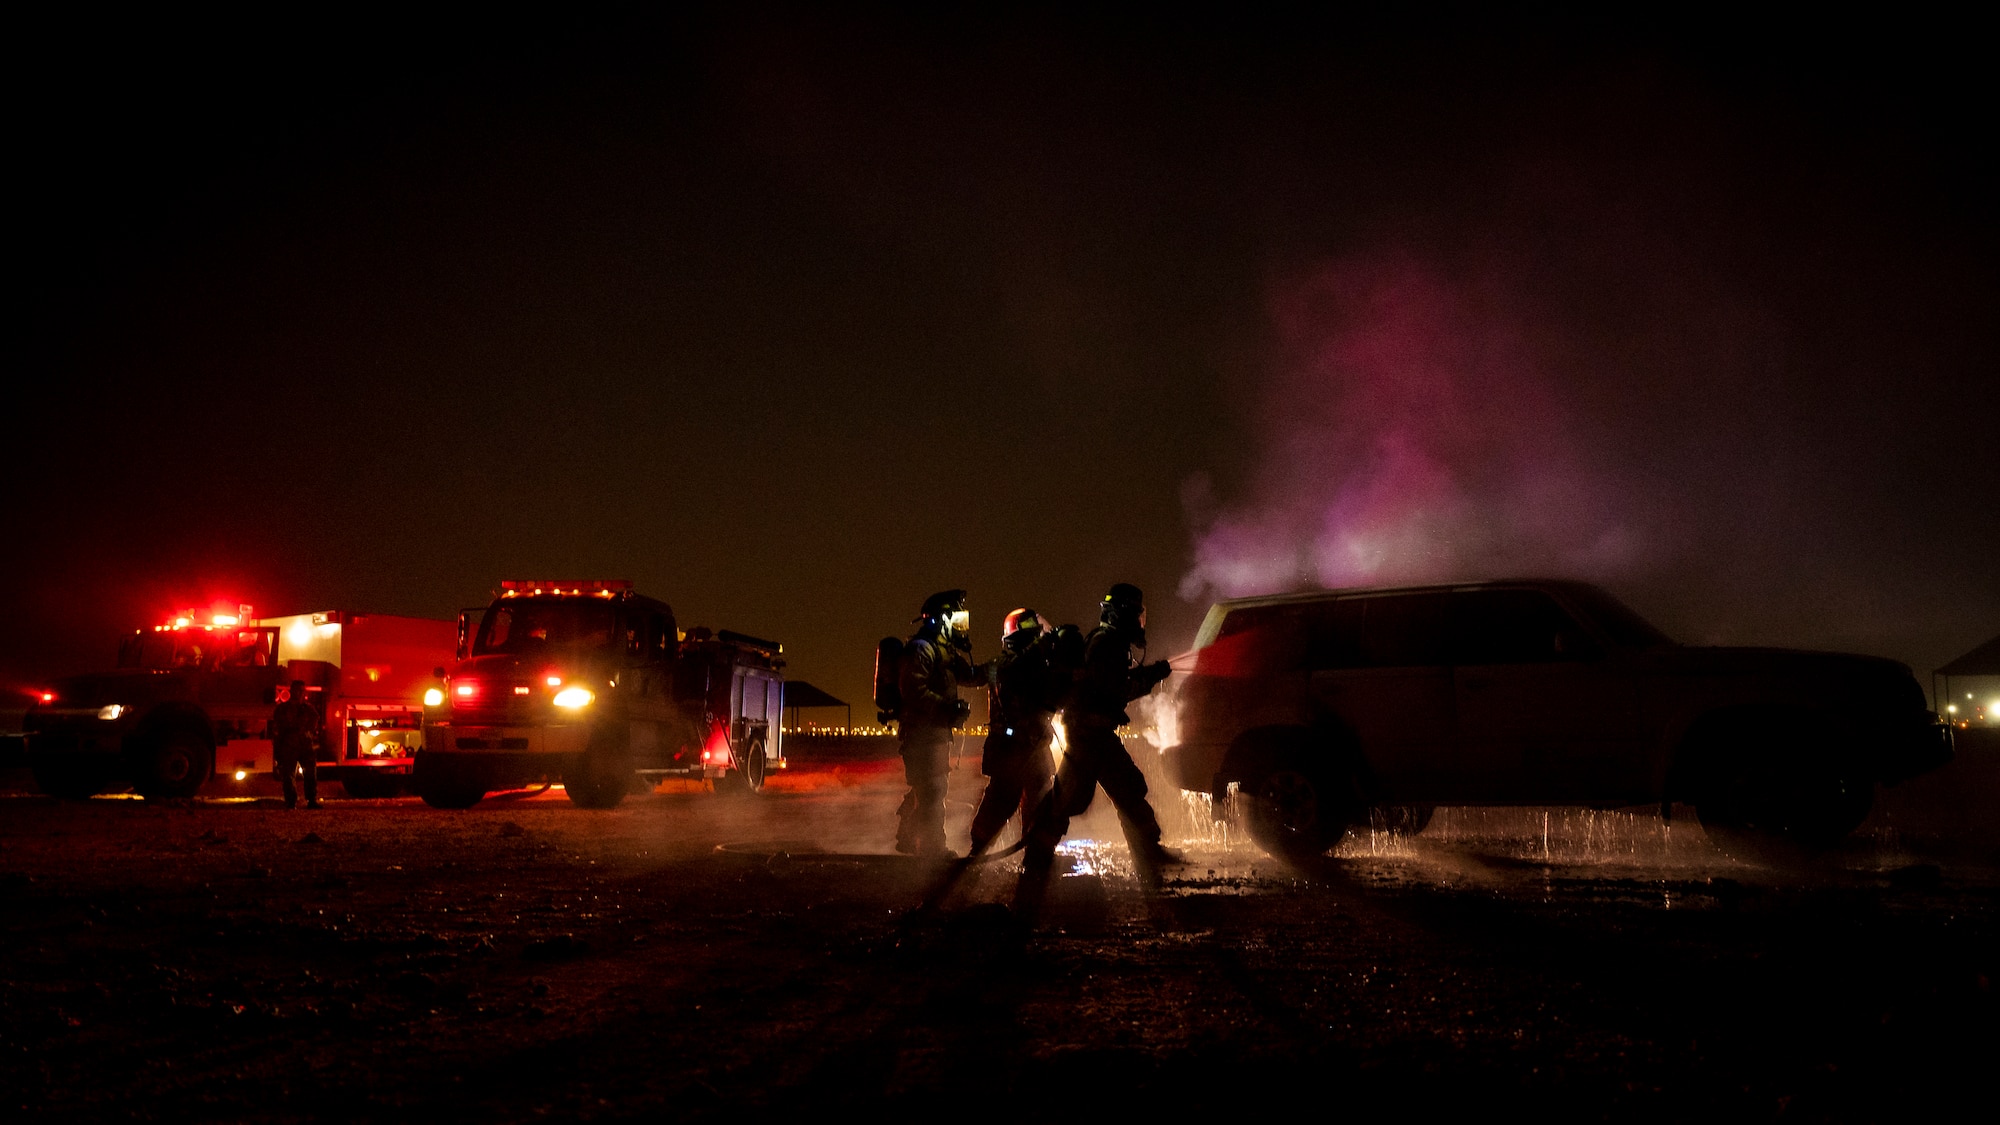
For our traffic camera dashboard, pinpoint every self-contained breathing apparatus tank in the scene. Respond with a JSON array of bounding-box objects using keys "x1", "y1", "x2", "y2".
[{"x1": 872, "y1": 636, "x2": 905, "y2": 724}]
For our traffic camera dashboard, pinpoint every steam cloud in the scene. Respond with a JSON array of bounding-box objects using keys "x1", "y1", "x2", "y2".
[{"x1": 1181, "y1": 254, "x2": 1641, "y2": 602}]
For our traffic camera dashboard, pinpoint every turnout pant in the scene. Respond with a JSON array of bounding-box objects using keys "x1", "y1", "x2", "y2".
[
  {"x1": 1020, "y1": 725, "x2": 1162, "y2": 868},
  {"x1": 274, "y1": 740, "x2": 318, "y2": 806},
  {"x1": 895, "y1": 726, "x2": 954, "y2": 854},
  {"x1": 968, "y1": 731, "x2": 1055, "y2": 855}
]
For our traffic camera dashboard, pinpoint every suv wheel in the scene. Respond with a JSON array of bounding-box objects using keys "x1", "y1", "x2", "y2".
[
  {"x1": 1694, "y1": 718, "x2": 1873, "y2": 856},
  {"x1": 1243, "y1": 756, "x2": 1354, "y2": 861}
]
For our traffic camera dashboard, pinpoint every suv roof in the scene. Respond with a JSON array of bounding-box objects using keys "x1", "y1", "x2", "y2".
[{"x1": 1193, "y1": 579, "x2": 1673, "y2": 651}]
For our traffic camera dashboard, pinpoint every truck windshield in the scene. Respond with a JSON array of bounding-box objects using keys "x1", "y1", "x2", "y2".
[
  {"x1": 118, "y1": 628, "x2": 277, "y2": 670},
  {"x1": 474, "y1": 600, "x2": 619, "y2": 655}
]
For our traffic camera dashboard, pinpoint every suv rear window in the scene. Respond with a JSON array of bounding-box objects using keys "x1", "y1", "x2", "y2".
[
  {"x1": 1197, "y1": 593, "x2": 1453, "y2": 673},
  {"x1": 1196, "y1": 604, "x2": 1307, "y2": 675}
]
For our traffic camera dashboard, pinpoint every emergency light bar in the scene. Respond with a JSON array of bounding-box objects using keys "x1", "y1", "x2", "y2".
[
  {"x1": 499, "y1": 580, "x2": 633, "y2": 598},
  {"x1": 155, "y1": 603, "x2": 257, "y2": 631}
]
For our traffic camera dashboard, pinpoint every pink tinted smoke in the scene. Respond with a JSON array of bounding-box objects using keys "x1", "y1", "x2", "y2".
[{"x1": 1182, "y1": 255, "x2": 1638, "y2": 601}]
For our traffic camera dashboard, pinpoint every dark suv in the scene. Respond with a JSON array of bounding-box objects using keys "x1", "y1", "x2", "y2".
[{"x1": 1161, "y1": 580, "x2": 1953, "y2": 859}]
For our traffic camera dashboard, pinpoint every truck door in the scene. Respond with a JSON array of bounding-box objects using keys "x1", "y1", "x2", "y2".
[
  {"x1": 624, "y1": 611, "x2": 675, "y2": 761},
  {"x1": 1450, "y1": 588, "x2": 1645, "y2": 803}
]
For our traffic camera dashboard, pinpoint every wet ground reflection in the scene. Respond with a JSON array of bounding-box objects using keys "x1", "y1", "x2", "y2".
[{"x1": 1048, "y1": 798, "x2": 1992, "y2": 906}]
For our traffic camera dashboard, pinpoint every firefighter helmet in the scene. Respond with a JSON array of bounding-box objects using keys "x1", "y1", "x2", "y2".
[
  {"x1": 1099, "y1": 583, "x2": 1146, "y2": 635},
  {"x1": 1001, "y1": 608, "x2": 1044, "y2": 649},
  {"x1": 917, "y1": 589, "x2": 971, "y2": 648},
  {"x1": 918, "y1": 589, "x2": 967, "y2": 621}
]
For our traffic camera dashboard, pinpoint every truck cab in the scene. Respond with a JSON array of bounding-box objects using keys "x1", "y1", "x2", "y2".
[{"x1": 416, "y1": 581, "x2": 784, "y2": 809}]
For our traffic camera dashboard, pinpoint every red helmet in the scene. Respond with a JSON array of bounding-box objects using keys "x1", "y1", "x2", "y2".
[{"x1": 1002, "y1": 608, "x2": 1044, "y2": 648}]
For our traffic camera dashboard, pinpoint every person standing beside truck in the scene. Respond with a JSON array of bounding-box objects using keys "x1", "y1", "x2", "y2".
[
  {"x1": 894, "y1": 590, "x2": 980, "y2": 857},
  {"x1": 271, "y1": 679, "x2": 322, "y2": 809}
]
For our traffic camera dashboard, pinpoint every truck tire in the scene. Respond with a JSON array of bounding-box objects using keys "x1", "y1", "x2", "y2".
[
  {"x1": 132, "y1": 729, "x2": 212, "y2": 800},
  {"x1": 30, "y1": 753, "x2": 110, "y2": 800},
  {"x1": 413, "y1": 754, "x2": 485, "y2": 809},
  {"x1": 564, "y1": 729, "x2": 632, "y2": 809},
  {"x1": 715, "y1": 737, "x2": 767, "y2": 796}
]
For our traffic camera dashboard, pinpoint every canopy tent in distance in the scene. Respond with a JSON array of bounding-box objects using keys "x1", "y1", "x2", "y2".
[
  {"x1": 781, "y1": 680, "x2": 850, "y2": 732},
  {"x1": 1934, "y1": 632, "x2": 2000, "y2": 723}
]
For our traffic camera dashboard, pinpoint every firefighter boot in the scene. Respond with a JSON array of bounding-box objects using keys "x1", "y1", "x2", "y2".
[
  {"x1": 1131, "y1": 842, "x2": 1186, "y2": 889},
  {"x1": 894, "y1": 791, "x2": 918, "y2": 854}
]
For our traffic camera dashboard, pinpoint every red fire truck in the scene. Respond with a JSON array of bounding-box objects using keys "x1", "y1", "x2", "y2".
[
  {"x1": 22, "y1": 605, "x2": 454, "y2": 799},
  {"x1": 415, "y1": 580, "x2": 785, "y2": 808}
]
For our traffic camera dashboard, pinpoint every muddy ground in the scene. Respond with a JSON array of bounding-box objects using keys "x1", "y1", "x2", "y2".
[{"x1": 3, "y1": 743, "x2": 1995, "y2": 1123}]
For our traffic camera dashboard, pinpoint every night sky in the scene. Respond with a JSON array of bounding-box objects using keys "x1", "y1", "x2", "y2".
[{"x1": 10, "y1": 10, "x2": 1996, "y2": 716}]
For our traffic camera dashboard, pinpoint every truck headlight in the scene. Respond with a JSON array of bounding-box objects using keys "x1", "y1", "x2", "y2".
[
  {"x1": 97, "y1": 704, "x2": 124, "y2": 720},
  {"x1": 553, "y1": 687, "x2": 595, "y2": 709},
  {"x1": 423, "y1": 688, "x2": 444, "y2": 706}
]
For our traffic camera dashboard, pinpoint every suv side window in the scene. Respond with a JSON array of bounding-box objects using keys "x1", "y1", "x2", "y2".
[
  {"x1": 1357, "y1": 593, "x2": 1451, "y2": 667},
  {"x1": 1451, "y1": 589, "x2": 1597, "y2": 664},
  {"x1": 1299, "y1": 598, "x2": 1366, "y2": 669}
]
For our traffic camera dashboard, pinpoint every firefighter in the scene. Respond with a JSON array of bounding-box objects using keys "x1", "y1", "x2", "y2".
[
  {"x1": 965, "y1": 608, "x2": 1065, "y2": 858},
  {"x1": 1017, "y1": 583, "x2": 1177, "y2": 895},
  {"x1": 270, "y1": 679, "x2": 323, "y2": 809},
  {"x1": 894, "y1": 590, "x2": 980, "y2": 856}
]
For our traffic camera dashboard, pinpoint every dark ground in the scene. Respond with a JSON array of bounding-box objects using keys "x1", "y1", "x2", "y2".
[{"x1": 2, "y1": 735, "x2": 1995, "y2": 1122}]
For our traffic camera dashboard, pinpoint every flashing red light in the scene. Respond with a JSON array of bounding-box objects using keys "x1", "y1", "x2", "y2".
[
  {"x1": 39, "y1": 691, "x2": 55, "y2": 704},
  {"x1": 512, "y1": 685, "x2": 531, "y2": 696},
  {"x1": 454, "y1": 682, "x2": 477, "y2": 698},
  {"x1": 701, "y1": 723, "x2": 732, "y2": 767}
]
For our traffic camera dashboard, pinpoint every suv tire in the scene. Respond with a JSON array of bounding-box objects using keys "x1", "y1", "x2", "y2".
[
  {"x1": 1242, "y1": 753, "x2": 1356, "y2": 861},
  {"x1": 1693, "y1": 714, "x2": 1874, "y2": 857}
]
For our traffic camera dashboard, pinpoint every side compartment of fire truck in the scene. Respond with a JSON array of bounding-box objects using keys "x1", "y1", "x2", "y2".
[
  {"x1": 260, "y1": 613, "x2": 457, "y2": 798},
  {"x1": 668, "y1": 631, "x2": 785, "y2": 794}
]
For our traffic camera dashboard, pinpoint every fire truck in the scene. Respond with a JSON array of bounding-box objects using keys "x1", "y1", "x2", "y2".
[
  {"x1": 415, "y1": 580, "x2": 785, "y2": 809},
  {"x1": 22, "y1": 605, "x2": 455, "y2": 800}
]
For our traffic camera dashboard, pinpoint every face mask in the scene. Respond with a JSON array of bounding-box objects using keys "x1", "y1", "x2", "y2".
[{"x1": 948, "y1": 609, "x2": 970, "y2": 636}]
